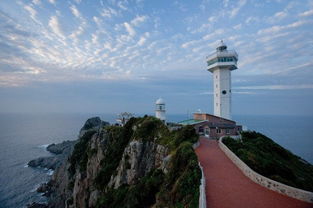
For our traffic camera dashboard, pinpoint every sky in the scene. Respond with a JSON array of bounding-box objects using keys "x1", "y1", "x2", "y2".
[{"x1": 0, "y1": 0, "x2": 313, "y2": 116}]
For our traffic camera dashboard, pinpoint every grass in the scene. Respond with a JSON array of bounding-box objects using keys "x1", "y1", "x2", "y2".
[{"x1": 223, "y1": 131, "x2": 313, "y2": 191}]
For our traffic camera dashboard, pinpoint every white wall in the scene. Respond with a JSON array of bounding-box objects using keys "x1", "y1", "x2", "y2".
[{"x1": 213, "y1": 68, "x2": 231, "y2": 119}]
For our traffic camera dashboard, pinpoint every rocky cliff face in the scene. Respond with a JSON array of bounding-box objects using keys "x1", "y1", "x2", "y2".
[
  {"x1": 46, "y1": 116, "x2": 201, "y2": 208},
  {"x1": 108, "y1": 141, "x2": 169, "y2": 189}
]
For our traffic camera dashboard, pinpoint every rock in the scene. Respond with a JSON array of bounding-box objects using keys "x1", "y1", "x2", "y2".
[
  {"x1": 28, "y1": 156, "x2": 59, "y2": 170},
  {"x1": 27, "y1": 202, "x2": 47, "y2": 208},
  {"x1": 29, "y1": 140, "x2": 76, "y2": 170},
  {"x1": 47, "y1": 141, "x2": 76, "y2": 154},
  {"x1": 37, "y1": 183, "x2": 49, "y2": 193},
  {"x1": 79, "y1": 117, "x2": 109, "y2": 137},
  {"x1": 37, "y1": 183, "x2": 52, "y2": 197},
  {"x1": 108, "y1": 141, "x2": 169, "y2": 188}
]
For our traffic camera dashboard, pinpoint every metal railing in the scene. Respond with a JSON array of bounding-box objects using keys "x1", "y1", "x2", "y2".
[{"x1": 206, "y1": 50, "x2": 238, "y2": 60}]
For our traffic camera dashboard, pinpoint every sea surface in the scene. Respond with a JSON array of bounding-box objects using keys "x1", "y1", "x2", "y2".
[{"x1": 0, "y1": 113, "x2": 312, "y2": 208}]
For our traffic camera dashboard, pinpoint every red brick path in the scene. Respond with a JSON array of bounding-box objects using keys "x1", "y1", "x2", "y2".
[{"x1": 195, "y1": 138, "x2": 313, "y2": 208}]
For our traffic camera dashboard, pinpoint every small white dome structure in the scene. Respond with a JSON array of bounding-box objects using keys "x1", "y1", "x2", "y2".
[
  {"x1": 156, "y1": 98, "x2": 165, "y2": 105},
  {"x1": 155, "y1": 98, "x2": 166, "y2": 123}
]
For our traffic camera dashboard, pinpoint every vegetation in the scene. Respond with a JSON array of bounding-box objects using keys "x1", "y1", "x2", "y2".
[
  {"x1": 97, "y1": 169, "x2": 164, "y2": 208},
  {"x1": 157, "y1": 142, "x2": 201, "y2": 208},
  {"x1": 131, "y1": 116, "x2": 170, "y2": 143},
  {"x1": 223, "y1": 131, "x2": 313, "y2": 191},
  {"x1": 94, "y1": 116, "x2": 201, "y2": 207},
  {"x1": 95, "y1": 118, "x2": 136, "y2": 189},
  {"x1": 68, "y1": 130, "x2": 96, "y2": 177},
  {"x1": 67, "y1": 116, "x2": 201, "y2": 207}
]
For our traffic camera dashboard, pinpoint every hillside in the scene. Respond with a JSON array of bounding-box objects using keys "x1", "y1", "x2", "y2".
[
  {"x1": 46, "y1": 116, "x2": 201, "y2": 208},
  {"x1": 223, "y1": 131, "x2": 313, "y2": 192}
]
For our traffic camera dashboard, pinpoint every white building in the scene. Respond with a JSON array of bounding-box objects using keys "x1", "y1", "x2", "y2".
[
  {"x1": 155, "y1": 98, "x2": 166, "y2": 123},
  {"x1": 206, "y1": 40, "x2": 238, "y2": 120}
]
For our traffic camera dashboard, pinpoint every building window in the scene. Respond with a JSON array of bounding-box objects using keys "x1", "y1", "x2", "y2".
[
  {"x1": 226, "y1": 129, "x2": 230, "y2": 134},
  {"x1": 216, "y1": 129, "x2": 221, "y2": 134},
  {"x1": 216, "y1": 103, "x2": 218, "y2": 106},
  {"x1": 222, "y1": 90, "x2": 227, "y2": 95},
  {"x1": 216, "y1": 93, "x2": 218, "y2": 97},
  {"x1": 216, "y1": 84, "x2": 218, "y2": 88}
]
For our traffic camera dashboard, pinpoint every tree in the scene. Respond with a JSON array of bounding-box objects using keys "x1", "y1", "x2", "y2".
[{"x1": 116, "y1": 112, "x2": 133, "y2": 126}]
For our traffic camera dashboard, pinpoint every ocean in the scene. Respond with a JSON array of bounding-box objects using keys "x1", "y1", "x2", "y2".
[{"x1": 0, "y1": 113, "x2": 312, "y2": 208}]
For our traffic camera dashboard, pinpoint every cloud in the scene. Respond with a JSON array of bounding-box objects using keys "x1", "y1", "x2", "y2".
[
  {"x1": 24, "y1": 5, "x2": 37, "y2": 21},
  {"x1": 101, "y1": 7, "x2": 118, "y2": 18},
  {"x1": 257, "y1": 20, "x2": 309, "y2": 35},
  {"x1": 131, "y1": 15, "x2": 148, "y2": 26},
  {"x1": 48, "y1": 15, "x2": 65, "y2": 39},
  {"x1": 70, "y1": 5, "x2": 81, "y2": 19},
  {"x1": 91, "y1": 33, "x2": 98, "y2": 45},
  {"x1": 234, "y1": 84, "x2": 313, "y2": 90},
  {"x1": 233, "y1": 24, "x2": 242, "y2": 30},
  {"x1": 117, "y1": 1, "x2": 128, "y2": 10},
  {"x1": 48, "y1": 0, "x2": 56, "y2": 5},
  {"x1": 202, "y1": 29, "x2": 224, "y2": 40},
  {"x1": 199, "y1": 91, "x2": 213, "y2": 95},
  {"x1": 256, "y1": 31, "x2": 289, "y2": 43},
  {"x1": 123, "y1": 22, "x2": 136, "y2": 37},
  {"x1": 137, "y1": 36, "x2": 146, "y2": 46},
  {"x1": 32, "y1": 0, "x2": 41, "y2": 5},
  {"x1": 245, "y1": 16, "x2": 259, "y2": 24},
  {"x1": 274, "y1": 11, "x2": 287, "y2": 19},
  {"x1": 181, "y1": 40, "x2": 198, "y2": 48},
  {"x1": 299, "y1": 9, "x2": 313, "y2": 17},
  {"x1": 229, "y1": 0, "x2": 247, "y2": 18}
]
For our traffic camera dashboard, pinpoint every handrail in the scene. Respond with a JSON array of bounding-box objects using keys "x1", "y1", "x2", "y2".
[{"x1": 206, "y1": 50, "x2": 238, "y2": 59}]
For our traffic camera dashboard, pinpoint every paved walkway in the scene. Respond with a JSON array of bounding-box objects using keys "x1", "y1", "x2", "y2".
[{"x1": 195, "y1": 138, "x2": 313, "y2": 208}]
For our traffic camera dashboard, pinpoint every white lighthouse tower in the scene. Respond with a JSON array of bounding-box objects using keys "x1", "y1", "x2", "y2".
[
  {"x1": 207, "y1": 40, "x2": 238, "y2": 120},
  {"x1": 155, "y1": 98, "x2": 166, "y2": 123}
]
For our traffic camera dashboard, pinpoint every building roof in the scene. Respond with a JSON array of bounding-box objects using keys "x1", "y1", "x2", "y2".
[
  {"x1": 193, "y1": 112, "x2": 236, "y2": 123},
  {"x1": 217, "y1": 40, "x2": 227, "y2": 50},
  {"x1": 177, "y1": 119, "x2": 207, "y2": 126}
]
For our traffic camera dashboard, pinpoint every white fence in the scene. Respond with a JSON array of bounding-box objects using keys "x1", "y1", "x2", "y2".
[{"x1": 198, "y1": 162, "x2": 206, "y2": 208}]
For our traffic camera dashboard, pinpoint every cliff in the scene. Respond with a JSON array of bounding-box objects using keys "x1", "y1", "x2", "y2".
[{"x1": 46, "y1": 116, "x2": 201, "y2": 208}]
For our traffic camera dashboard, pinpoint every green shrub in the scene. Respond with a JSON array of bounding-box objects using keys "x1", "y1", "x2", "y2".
[
  {"x1": 157, "y1": 142, "x2": 201, "y2": 208},
  {"x1": 68, "y1": 116, "x2": 202, "y2": 207},
  {"x1": 68, "y1": 130, "x2": 96, "y2": 177},
  {"x1": 95, "y1": 119, "x2": 136, "y2": 189},
  {"x1": 97, "y1": 169, "x2": 164, "y2": 208},
  {"x1": 223, "y1": 131, "x2": 313, "y2": 191},
  {"x1": 132, "y1": 116, "x2": 169, "y2": 142}
]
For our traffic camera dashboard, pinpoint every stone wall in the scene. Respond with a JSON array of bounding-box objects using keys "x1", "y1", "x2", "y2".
[
  {"x1": 219, "y1": 137, "x2": 313, "y2": 203},
  {"x1": 198, "y1": 162, "x2": 206, "y2": 208},
  {"x1": 192, "y1": 141, "x2": 200, "y2": 149},
  {"x1": 193, "y1": 140, "x2": 206, "y2": 208}
]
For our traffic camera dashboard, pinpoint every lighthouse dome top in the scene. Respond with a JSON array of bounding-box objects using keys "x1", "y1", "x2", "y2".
[
  {"x1": 156, "y1": 98, "x2": 165, "y2": 105},
  {"x1": 216, "y1": 40, "x2": 227, "y2": 51}
]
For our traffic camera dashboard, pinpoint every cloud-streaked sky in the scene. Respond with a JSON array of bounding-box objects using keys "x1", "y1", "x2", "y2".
[{"x1": 0, "y1": 0, "x2": 313, "y2": 115}]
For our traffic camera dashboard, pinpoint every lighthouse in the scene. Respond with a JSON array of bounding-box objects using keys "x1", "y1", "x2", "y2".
[
  {"x1": 155, "y1": 98, "x2": 166, "y2": 123},
  {"x1": 207, "y1": 40, "x2": 238, "y2": 120}
]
